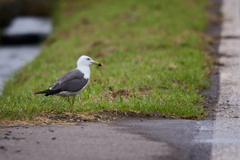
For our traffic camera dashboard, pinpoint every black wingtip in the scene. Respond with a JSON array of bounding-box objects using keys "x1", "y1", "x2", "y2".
[
  {"x1": 34, "y1": 91, "x2": 46, "y2": 94},
  {"x1": 34, "y1": 89, "x2": 50, "y2": 95},
  {"x1": 35, "y1": 89, "x2": 61, "y2": 96}
]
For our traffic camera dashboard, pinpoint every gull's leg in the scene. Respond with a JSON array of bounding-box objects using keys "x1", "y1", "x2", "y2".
[
  {"x1": 72, "y1": 96, "x2": 75, "y2": 106},
  {"x1": 67, "y1": 96, "x2": 71, "y2": 105}
]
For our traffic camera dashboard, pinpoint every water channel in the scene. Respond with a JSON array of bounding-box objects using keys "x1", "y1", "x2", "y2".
[{"x1": 0, "y1": 16, "x2": 52, "y2": 95}]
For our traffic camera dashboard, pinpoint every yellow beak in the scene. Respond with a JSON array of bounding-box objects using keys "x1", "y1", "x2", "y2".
[{"x1": 92, "y1": 61, "x2": 102, "y2": 67}]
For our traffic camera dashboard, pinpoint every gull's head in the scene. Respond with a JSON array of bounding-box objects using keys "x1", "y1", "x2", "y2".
[{"x1": 77, "y1": 55, "x2": 102, "y2": 67}]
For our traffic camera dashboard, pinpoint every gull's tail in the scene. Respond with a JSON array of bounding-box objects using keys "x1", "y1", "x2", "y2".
[{"x1": 35, "y1": 89, "x2": 61, "y2": 96}]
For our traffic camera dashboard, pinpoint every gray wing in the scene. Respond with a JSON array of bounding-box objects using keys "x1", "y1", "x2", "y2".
[{"x1": 49, "y1": 69, "x2": 89, "y2": 92}]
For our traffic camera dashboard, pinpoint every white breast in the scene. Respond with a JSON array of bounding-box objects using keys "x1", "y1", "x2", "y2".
[{"x1": 77, "y1": 65, "x2": 90, "y2": 79}]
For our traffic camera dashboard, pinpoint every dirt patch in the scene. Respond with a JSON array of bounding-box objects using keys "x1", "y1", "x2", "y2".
[
  {"x1": 213, "y1": 60, "x2": 224, "y2": 66},
  {"x1": 168, "y1": 63, "x2": 177, "y2": 70},
  {"x1": 0, "y1": 109, "x2": 201, "y2": 128},
  {"x1": 102, "y1": 89, "x2": 131, "y2": 102},
  {"x1": 207, "y1": 0, "x2": 223, "y2": 25},
  {"x1": 87, "y1": 40, "x2": 116, "y2": 58},
  {"x1": 200, "y1": 0, "x2": 222, "y2": 120},
  {"x1": 111, "y1": 89, "x2": 130, "y2": 99},
  {"x1": 91, "y1": 40, "x2": 104, "y2": 47},
  {"x1": 102, "y1": 87, "x2": 153, "y2": 102},
  {"x1": 157, "y1": 86, "x2": 169, "y2": 90},
  {"x1": 80, "y1": 18, "x2": 91, "y2": 25},
  {"x1": 138, "y1": 86, "x2": 152, "y2": 92}
]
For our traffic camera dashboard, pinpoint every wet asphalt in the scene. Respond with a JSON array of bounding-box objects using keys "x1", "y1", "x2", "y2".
[
  {"x1": 1, "y1": 0, "x2": 240, "y2": 159},
  {"x1": 0, "y1": 120, "x2": 213, "y2": 160}
]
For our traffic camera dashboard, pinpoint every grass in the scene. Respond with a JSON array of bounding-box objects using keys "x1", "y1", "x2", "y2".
[{"x1": 0, "y1": 0, "x2": 211, "y2": 121}]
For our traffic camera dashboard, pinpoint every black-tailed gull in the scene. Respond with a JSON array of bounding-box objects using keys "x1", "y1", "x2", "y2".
[{"x1": 35, "y1": 55, "x2": 102, "y2": 105}]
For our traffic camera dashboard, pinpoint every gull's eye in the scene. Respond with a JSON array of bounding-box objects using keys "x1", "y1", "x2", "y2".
[{"x1": 87, "y1": 58, "x2": 90, "y2": 60}]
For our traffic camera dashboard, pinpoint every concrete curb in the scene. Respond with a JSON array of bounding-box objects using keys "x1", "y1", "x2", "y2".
[{"x1": 211, "y1": 0, "x2": 240, "y2": 159}]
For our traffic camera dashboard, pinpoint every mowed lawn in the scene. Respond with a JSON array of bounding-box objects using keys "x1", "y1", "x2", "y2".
[{"x1": 0, "y1": 0, "x2": 211, "y2": 121}]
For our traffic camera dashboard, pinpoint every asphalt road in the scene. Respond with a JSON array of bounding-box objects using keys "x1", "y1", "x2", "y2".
[
  {"x1": 0, "y1": 120, "x2": 213, "y2": 160},
  {"x1": 1, "y1": 0, "x2": 240, "y2": 160}
]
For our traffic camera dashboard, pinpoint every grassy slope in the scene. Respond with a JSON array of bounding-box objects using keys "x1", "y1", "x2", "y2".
[{"x1": 0, "y1": 0, "x2": 210, "y2": 120}]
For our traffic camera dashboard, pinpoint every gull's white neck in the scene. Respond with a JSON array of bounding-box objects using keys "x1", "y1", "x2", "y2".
[{"x1": 77, "y1": 65, "x2": 90, "y2": 79}]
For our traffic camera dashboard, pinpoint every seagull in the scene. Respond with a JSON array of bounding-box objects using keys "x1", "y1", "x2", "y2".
[{"x1": 35, "y1": 55, "x2": 102, "y2": 105}]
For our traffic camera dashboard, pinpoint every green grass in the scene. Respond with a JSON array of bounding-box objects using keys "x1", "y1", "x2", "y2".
[{"x1": 0, "y1": 0, "x2": 211, "y2": 120}]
